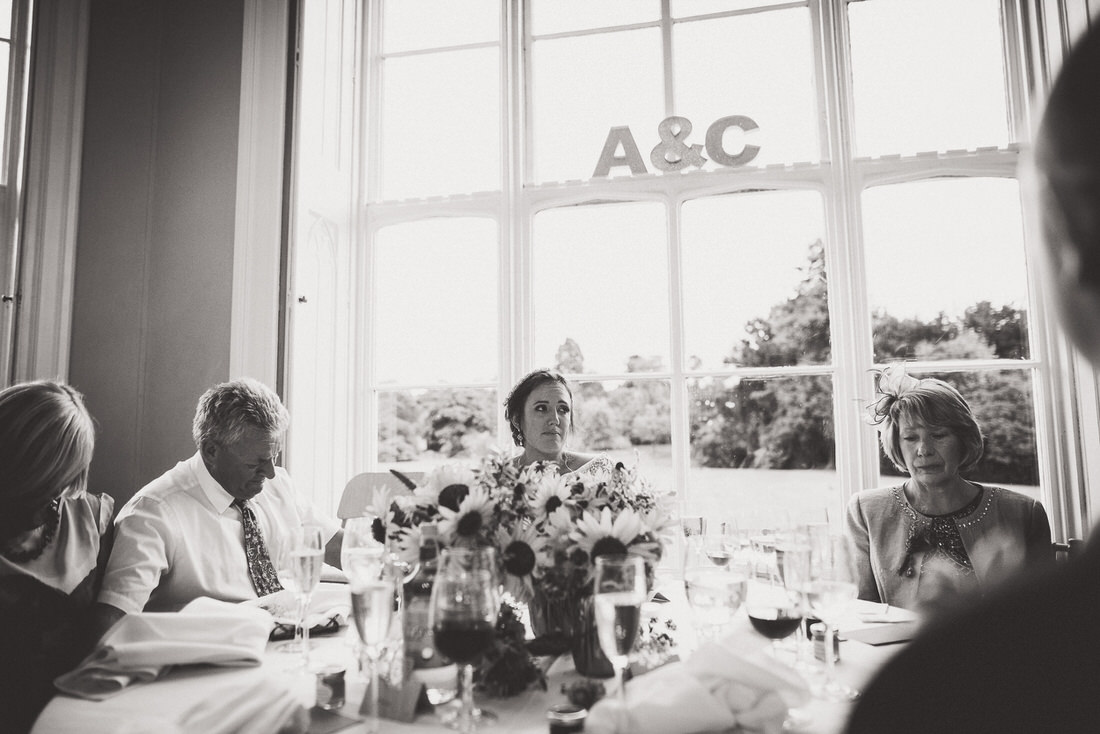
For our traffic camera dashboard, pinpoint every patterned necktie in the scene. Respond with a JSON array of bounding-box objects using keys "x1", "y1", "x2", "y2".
[{"x1": 233, "y1": 498, "x2": 283, "y2": 596}]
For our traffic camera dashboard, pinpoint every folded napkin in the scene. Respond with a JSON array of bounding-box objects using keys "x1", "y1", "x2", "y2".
[
  {"x1": 586, "y1": 629, "x2": 810, "y2": 734},
  {"x1": 54, "y1": 597, "x2": 274, "y2": 700},
  {"x1": 246, "y1": 584, "x2": 351, "y2": 641}
]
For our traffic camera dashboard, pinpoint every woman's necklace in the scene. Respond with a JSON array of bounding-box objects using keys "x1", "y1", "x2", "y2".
[{"x1": 1, "y1": 497, "x2": 62, "y2": 564}]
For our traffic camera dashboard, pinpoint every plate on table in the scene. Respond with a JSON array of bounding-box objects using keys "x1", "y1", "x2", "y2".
[{"x1": 244, "y1": 583, "x2": 352, "y2": 639}]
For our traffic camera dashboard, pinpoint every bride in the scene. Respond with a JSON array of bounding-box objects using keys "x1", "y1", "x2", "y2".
[{"x1": 504, "y1": 369, "x2": 612, "y2": 477}]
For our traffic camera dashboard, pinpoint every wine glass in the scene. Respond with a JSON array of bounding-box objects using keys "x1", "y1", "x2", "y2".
[
  {"x1": 746, "y1": 548, "x2": 803, "y2": 656},
  {"x1": 594, "y1": 554, "x2": 647, "y2": 732},
  {"x1": 342, "y1": 515, "x2": 386, "y2": 584},
  {"x1": 807, "y1": 534, "x2": 860, "y2": 701},
  {"x1": 275, "y1": 524, "x2": 325, "y2": 669},
  {"x1": 683, "y1": 546, "x2": 748, "y2": 642},
  {"x1": 429, "y1": 547, "x2": 500, "y2": 734},
  {"x1": 702, "y1": 518, "x2": 738, "y2": 570},
  {"x1": 775, "y1": 530, "x2": 814, "y2": 669},
  {"x1": 350, "y1": 561, "x2": 394, "y2": 734}
]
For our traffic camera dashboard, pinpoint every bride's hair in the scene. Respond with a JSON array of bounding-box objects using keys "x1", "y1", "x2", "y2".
[{"x1": 504, "y1": 369, "x2": 574, "y2": 446}]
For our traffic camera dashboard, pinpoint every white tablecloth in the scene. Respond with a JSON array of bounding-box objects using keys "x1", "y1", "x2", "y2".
[{"x1": 32, "y1": 594, "x2": 909, "y2": 734}]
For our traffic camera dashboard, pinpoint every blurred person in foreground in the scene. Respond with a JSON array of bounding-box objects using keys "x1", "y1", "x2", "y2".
[
  {"x1": 846, "y1": 24, "x2": 1100, "y2": 734},
  {"x1": 93, "y1": 377, "x2": 341, "y2": 635},
  {"x1": 505, "y1": 368, "x2": 612, "y2": 477},
  {"x1": 846, "y1": 363, "x2": 1051, "y2": 614},
  {"x1": 0, "y1": 380, "x2": 114, "y2": 733}
]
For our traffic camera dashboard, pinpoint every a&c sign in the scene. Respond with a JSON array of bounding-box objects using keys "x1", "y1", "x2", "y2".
[{"x1": 593, "y1": 115, "x2": 760, "y2": 178}]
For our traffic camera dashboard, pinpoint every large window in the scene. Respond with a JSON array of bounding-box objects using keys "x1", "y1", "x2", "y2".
[{"x1": 287, "y1": 0, "x2": 1080, "y2": 532}]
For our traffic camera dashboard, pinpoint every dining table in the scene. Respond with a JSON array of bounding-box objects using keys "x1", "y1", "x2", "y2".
[{"x1": 31, "y1": 584, "x2": 916, "y2": 734}]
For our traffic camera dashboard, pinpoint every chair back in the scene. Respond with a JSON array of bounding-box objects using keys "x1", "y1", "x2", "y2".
[
  {"x1": 337, "y1": 470, "x2": 423, "y2": 522},
  {"x1": 1053, "y1": 538, "x2": 1086, "y2": 563}
]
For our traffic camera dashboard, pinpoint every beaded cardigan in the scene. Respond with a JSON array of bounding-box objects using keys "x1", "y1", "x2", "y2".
[{"x1": 846, "y1": 483, "x2": 1052, "y2": 612}]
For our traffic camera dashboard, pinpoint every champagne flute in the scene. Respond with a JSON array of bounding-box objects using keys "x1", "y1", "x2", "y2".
[
  {"x1": 807, "y1": 534, "x2": 860, "y2": 701},
  {"x1": 594, "y1": 554, "x2": 646, "y2": 732},
  {"x1": 341, "y1": 516, "x2": 388, "y2": 677},
  {"x1": 429, "y1": 547, "x2": 500, "y2": 734},
  {"x1": 351, "y1": 565, "x2": 394, "y2": 734},
  {"x1": 275, "y1": 524, "x2": 325, "y2": 669}
]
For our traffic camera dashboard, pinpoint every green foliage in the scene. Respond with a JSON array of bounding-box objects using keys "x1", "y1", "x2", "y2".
[{"x1": 381, "y1": 243, "x2": 1036, "y2": 485}]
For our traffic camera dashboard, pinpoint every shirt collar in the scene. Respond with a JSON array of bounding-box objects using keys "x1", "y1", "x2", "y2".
[{"x1": 187, "y1": 452, "x2": 238, "y2": 515}]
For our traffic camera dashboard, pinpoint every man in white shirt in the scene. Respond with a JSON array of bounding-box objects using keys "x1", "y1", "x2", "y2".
[{"x1": 93, "y1": 378, "x2": 342, "y2": 632}]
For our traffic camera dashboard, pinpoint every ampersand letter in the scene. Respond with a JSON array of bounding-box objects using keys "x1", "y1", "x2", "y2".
[{"x1": 650, "y1": 116, "x2": 707, "y2": 172}]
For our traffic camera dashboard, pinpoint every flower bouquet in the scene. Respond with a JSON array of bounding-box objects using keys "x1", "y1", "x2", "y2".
[{"x1": 369, "y1": 450, "x2": 674, "y2": 685}]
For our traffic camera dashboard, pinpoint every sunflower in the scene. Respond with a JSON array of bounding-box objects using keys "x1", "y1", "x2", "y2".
[
  {"x1": 494, "y1": 523, "x2": 547, "y2": 603},
  {"x1": 391, "y1": 524, "x2": 421, "y2": 567},
  {"x1": 570, "y1": 507, "x2": 648, "y2": 562},
  {"x1": 527, "y1": 473, "x2": 573, "y2": 521},
  {"x1": 415, "y1": 464, "x2": 477, "y2": 511},
  {"x1": 437, "y1": 486, "x2": 494, "y2": 545}
]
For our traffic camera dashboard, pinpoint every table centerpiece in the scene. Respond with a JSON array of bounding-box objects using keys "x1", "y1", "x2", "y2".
[{"x1": 369, "y1": 450, "x2": 673, "y2": 683}]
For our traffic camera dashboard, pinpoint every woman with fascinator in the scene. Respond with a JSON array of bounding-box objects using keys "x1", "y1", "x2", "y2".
[{"x1": 845, "y1": 363, "x2": 1052, "y2": 614}]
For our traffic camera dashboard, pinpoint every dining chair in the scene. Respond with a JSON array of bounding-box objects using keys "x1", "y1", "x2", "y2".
[
  {"x1": 336, "y1": 470, "x2": 423, "y2": 524},
  {"x1": 1052, "y1": 538, "x2": 1086, "y2": 563}
]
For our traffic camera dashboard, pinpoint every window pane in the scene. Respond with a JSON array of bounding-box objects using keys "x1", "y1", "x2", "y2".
[
  {"x1": 530, "y1": 29, "x2": 663, "y2": 184},
  {"x1": 530, "y1": 0, "x2": 659, "y2": 35},
  {"x1": 382, "y1": 0, "x2": 498, "y2": 52},
  {"x1": 374, "y1": 218, "x2": 498, "y2": 383},
  {"x1": 0, "y1": 0, "x2": 10, "y2": 39},
  {"x1": 378, "y1": 387, "x2": 499, "y2": 467},
  {"x1": 533, "y1": 202, "x2": 669, "y2": 374},
  {"x1": 687, "y1": 375, "x2": 839, "y2": 521},
  {"x1": 876, "y1": 369, "x2": 1040, "y2": 493},
  {"x1": 573, "y1": 378, "x2": 673, "y2": 485},
  {"x1": 848, "y1": 0, "x2": 1010, "y2": 156},
  {"x1": 864, "y1": 178, "x2": 1030, "y2": 362},
  {"x1": 682, "y1": 190, "x2": 829, "y2": 370},
  {"x1": 675, "y1": 7, "x2": 819, "y2": 166},
  {"x1": 671, "y1": 0, "x2": 802, "y2": 17},
  {"x1": 381, "y1": 49, "x2": 500, "y2": 199}
]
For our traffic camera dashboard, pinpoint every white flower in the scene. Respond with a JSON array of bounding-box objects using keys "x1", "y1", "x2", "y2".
[
  {"x1": 571, "y1": 507, "x2": 645, "y2": 560},
  {"x1": 437, "y1": 486, "x2": 494, "y2": 545},
  {"x1": 527, "y1": 473, "x2": 573, "y2": 520},
  {"x1": 415, "y1": 464, "x2": 477, "y2": 510},
  {"x1": 368, "y1": 486, "x2": 394, "y2": 523},
  {"x1": 391, "y1": 525, "x2": 421, "y2": 567},
  {"x1": 495, "y1": 523, "x2": 547, "y2": 603}
]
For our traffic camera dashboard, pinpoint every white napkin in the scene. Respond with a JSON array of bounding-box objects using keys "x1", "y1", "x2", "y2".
[
  {"x1": 54, "y1": 597, "x2": 274, "y2": 700},
  {"x1": 586, "y1": 629, "x2": 810, "y2": 734},
  {"x1": 245, "y1": 583, "x2": 351, "y2": 637}
]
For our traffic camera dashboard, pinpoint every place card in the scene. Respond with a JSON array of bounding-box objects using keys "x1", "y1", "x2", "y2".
[{"x1": 360, "y1": 678, "x2": 430, "y2": 723}]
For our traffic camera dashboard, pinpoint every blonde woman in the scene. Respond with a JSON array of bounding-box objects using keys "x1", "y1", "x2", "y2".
[{"x1": 0, "y1": 380, "x2": 114, "y2": 733}]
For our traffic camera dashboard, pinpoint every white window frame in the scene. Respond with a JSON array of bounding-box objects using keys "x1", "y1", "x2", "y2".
[{"x1": 284, "y1": 0, "x2": 1100, "y2": 538}]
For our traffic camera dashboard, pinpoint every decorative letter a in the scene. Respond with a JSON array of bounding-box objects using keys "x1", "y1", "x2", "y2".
[{"x1": 593, "y1": 126, "x2": 648, "y2": 177}]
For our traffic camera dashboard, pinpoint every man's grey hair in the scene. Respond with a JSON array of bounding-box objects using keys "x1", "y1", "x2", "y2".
[{"x1": 191, "y1": 377, "x2": 290, "y2": 449}]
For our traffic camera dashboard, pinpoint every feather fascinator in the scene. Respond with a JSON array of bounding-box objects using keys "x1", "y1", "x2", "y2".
[{"x1": 865, "y1": 363, "x2": 921, "y2": 428}]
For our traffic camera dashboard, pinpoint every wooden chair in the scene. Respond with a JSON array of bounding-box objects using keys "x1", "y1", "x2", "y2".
[
  {"x1": 336, "y1": 469, "x2": 423, "y2": 523},
  {"x1": 1052, "y1": 538, "x2": 1086, "y2": 563}
]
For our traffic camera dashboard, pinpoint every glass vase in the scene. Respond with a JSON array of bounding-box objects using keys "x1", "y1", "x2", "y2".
[{"x1": 570, "y1": 595, "x2": 615, "y2": 679}]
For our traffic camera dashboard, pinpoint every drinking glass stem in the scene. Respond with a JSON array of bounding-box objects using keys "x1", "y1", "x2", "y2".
[
  {"x1": 459, "y1": 663, "x2": 475, "y2": 734},
  {"x1": 366, "y1": 651, "x2": 381, "y2": 734},
  {"x1": 823, "y1": 623, "x2": 838, "y2": 687},
  {"x1": 296, "y1": 592, "x2": 312, "y2": 667},
  {"x1": 615, "y1": 664, "x2": 628, "y2": 731}
]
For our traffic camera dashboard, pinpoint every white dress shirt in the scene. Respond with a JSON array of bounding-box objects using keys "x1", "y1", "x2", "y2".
[{"x1": 98, "y1": 452, "x2": 339, "y2": 614}]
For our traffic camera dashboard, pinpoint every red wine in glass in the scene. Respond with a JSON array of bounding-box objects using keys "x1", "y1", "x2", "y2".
[
  {"x1": 748, "y1": 608, "x2": 803, "y2": 640},
  {"x1": 433, "y1": 618, "x2": 495, "y2": 664}
]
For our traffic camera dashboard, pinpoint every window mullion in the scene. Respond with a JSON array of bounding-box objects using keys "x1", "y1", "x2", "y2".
[{"x1": 817, "y1": 0, "x2": 877, "y2": 508}]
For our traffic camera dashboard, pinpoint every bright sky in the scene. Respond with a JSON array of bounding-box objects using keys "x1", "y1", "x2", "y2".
[{"x1": 353, "y1": 0, "x2": 1027, "y2": 382}]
